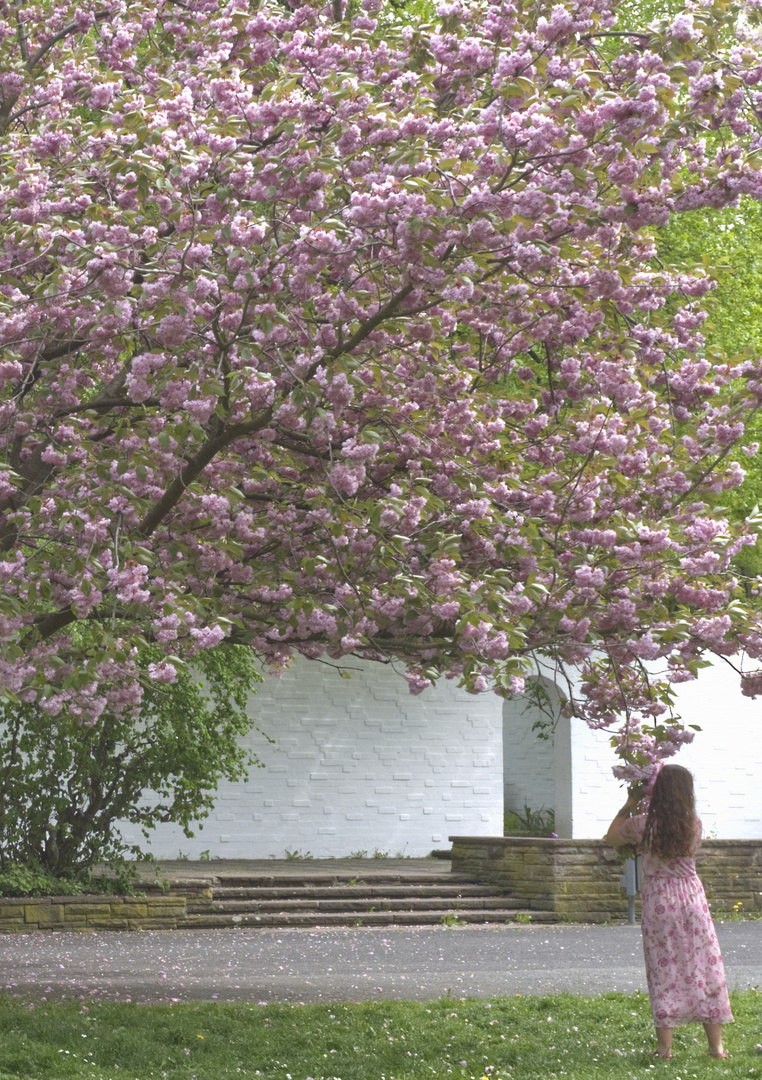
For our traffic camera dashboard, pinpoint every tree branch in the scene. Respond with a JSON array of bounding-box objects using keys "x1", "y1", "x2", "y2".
[
  {"x1": 666, "y1": 441, "x2": 737, "y2": 514},
  {"x1": 32, "y1": 607, "x2": 79, "y2": 639},
  {"x1": 136, "y1": 411, "x2": 274, "y2": 539},
  {"x1": 26, "y1": 10, "x2": 111, "y2": 72},
  {"x1": 271, "y1": 429, "x2": 332, "y2": 460},
  {"x1": 52, "y1": 396, "x2": 161, "y2": 419},
  {"x1": 7, "y1": 99, "x2": 50, "y2": 126},
  {"x1": 40, "y1": 339, "x2": 88, "y2": 363},
  {"x1": 329, "y1": 282, "x2": 415, "y2": 361},
  {"x1": 16, "y1": 15, "x2": 29, "y2": 64},
  {"x1": 581, "y1": 30, "x2": 651, "y2": 41}
]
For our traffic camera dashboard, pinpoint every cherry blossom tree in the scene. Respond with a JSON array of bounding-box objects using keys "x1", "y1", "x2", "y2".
[{"x1": 4, "y1": 0, "x2": 762, "y2": 779}]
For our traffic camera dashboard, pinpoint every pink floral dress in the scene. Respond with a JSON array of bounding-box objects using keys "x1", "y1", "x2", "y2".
[{"x1": 618, "y1": 814, "x2": 733, "y2": 1028}]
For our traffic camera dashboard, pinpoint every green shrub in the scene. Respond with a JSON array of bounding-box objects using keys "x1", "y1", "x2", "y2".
[
  {"x1": 0, "y1": 645, "x2": 263, "y2": 877},
  {"x1": 0, "y1": 862, "x2": 86, "y2": 897},
  {"x1": 0, "y1": 860, "x2": 142, "y2": 897}
]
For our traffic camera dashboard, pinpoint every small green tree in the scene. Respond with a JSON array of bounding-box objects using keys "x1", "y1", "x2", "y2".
[{"x1": 0, "y1": 646, "x2": 262, "y2": 876}]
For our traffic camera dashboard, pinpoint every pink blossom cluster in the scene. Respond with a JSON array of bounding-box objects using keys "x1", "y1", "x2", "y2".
[{"x1": 2, "y1": 0, "x2": 762, "y2": 773}]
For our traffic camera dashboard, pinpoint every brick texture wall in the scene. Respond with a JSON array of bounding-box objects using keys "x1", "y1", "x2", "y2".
[
  {"x1": 117, "y1": 657, "x2": 504, "y2": 859},
  {"x1": 569, "y1": 661, "x2": 762, "y2": 839},
  {"x1": 113, "y1": 656, "x2": 762, "y2": 859},
  {"x1": 502, "y1": 694, "x2": 555, "y2": 816}
]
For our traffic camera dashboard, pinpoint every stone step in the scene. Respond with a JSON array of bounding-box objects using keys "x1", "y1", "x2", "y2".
[
  {"x1": 151, "y1": 867, "x2": 562, "y2": 929},
  {"x1": 208, "y1": 872, "x2": 479, "y2": 888},
  {"x1": 187, "y1": 895, "x2": 522, "y2": 914},
  {"x1": 207, "y1": 883, "x2": 505, "y2": 901},
  {"x1": 180, "y1": 908, "x2": 559, "y2": 929},
  {"x1": 147, "y1": 872, "x2": 481, "y2": 895}
]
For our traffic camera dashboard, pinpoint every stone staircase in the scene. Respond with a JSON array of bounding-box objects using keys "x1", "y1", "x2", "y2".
[{"x1": 163, "y1": 869, "x2": 559, "y2": 928}]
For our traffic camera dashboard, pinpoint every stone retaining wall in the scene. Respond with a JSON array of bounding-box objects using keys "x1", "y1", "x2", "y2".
[
  {"x1": 3, "y1": 838, "x2": 761, "y2": 931},
  {"x1": 0, "y1": 892, "x2": 208, "y2": 933},
  {"x1": 450, "y1": 836, "x2": 762, "y2": 923}
]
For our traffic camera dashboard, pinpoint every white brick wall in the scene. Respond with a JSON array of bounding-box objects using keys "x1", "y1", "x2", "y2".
[
  {"x1": 118, "y1": 656, "x2": 504, "y2": 858},
  {"x1": 501, "y1": 659, "x2": 762, "y2": 842},
  {"x1": 569, "y1": 660, "x2": 762, "y2": 839},
  {"x1": 116, "y1": 655, "x2": 762, "y2": 858},
  {"x1": 569, "y1": 720, "x2": 622, "y2": 838}
]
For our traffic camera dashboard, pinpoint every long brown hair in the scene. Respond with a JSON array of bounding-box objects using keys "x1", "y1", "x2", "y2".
[{"x1": 642, "y1": 764, "x2": 697, "y2": 860}]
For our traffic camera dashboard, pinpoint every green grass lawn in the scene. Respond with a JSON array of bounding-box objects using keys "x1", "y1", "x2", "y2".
[{"x1": 0, "y1": 991, "x2": 759, "y2": 1080}]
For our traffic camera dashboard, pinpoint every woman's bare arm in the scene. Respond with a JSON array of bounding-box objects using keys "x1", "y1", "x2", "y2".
[{"x1": 606, "y1": 792, "x2": 641, "y2": 847}]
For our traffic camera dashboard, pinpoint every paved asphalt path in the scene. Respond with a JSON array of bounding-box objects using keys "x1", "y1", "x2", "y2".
[{"x1": 0, "y1": 922, "x2": 759, "y2": 1004}]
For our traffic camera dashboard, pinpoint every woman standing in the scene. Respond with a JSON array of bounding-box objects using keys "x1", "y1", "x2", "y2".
[{"x1": 607, "y1": 764, "x2": 733, "y2": 1060}]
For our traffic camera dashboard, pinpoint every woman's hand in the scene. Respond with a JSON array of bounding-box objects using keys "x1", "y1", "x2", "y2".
[
  {"x1": 621, "y1": 786, "x2": 638, "y2": 812},
  {"x1": 605, "y1": 786, "x2": 643, "y2": 847}
]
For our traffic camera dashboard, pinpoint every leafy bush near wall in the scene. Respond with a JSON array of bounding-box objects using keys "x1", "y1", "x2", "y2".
[
  {"x1": 0, "y1": 861, "x2": 142, "y2": 897},
  {"x1": 0, "y1": 863, "x2": 86, "y2": 897},
  {"x1": 0, "y1": 645, "x2": 263, "y2": 877}
]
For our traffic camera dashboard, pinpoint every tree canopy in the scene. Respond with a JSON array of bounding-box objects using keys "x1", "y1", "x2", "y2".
[{"x1": 4, "y1": 0, "x2": 762, "y2": 779}]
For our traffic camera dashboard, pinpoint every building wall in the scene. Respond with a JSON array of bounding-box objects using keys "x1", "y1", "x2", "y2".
[
  {"x1": 502, "y1": 694, "x2": 555, "y2": 817},
  {"x1": 117, "y1": 655, "x2": 762, "y2": 859},
  {"x1": 501, "y1": 659, "x2": 762, "y2": 842},
  {"x1": 569, "y1": 660, "x2": 762, "y2": 839},
  {"x1": 502, "y1": 679, "x2": 572, "y2": 837},
  {"x1": 117, "y1": 656, "x2": 504, "y2": 859}
]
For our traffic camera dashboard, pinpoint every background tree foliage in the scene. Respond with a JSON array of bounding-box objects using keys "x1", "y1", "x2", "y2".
[
  {"x1": 615, "y1": 0, "x2": 762, "y2": 567},
  {"x1": 658, "y1": 201, "x2": 762, "y2": 569}
]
